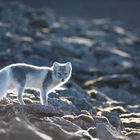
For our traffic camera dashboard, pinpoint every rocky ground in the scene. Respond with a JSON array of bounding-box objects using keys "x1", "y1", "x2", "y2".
[{"x1": 0, "y1": 2, "x2": 140, "y2": 140}]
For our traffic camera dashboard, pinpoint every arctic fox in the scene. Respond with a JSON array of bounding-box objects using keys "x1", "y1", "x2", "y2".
[{"x1": 0, "y1": 62, "x2": 72, "y2": 105}]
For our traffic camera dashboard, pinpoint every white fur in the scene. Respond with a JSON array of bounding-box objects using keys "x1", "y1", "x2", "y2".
[
  {"x1": 0, "y1": 66, "x2": 14, "y2": 98},
  {"x1": 25, "y1": 71, "x2": 47, "y2": 89},
  {"x1": 0, "y1": 62, "x2": 72, "y2": 105}
]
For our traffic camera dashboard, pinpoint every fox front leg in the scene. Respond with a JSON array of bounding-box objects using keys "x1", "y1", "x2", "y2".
[
  {"x1": 40, "y1": 87, "x2": 50, "y2": 105},
  {"x1": 40, "y1": 88, "x2": 46, "y2": 105},
  {"x1": 41, "y1": 75, "x2": 52, "y2": 105},
  {"x1": 45, "y1": 91, "x2": 50, "y2": 106}
]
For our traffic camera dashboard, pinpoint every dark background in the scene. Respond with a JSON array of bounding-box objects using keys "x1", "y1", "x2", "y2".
[{"x1": 1, "y1": 0, "x2": 140, "y2": 33}]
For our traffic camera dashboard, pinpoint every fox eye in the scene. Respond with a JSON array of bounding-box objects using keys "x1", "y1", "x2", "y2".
[
  {"x1": 58, "y1": 72, "x2": 61, "y2": 76},
  {"x1": 64, "y1": 73, "x2": 68, "y2": 75}
]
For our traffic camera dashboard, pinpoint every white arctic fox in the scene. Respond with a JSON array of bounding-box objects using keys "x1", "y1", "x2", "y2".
[{"x1": 0, "y1": 62, "x2": 72, "y2": 105}]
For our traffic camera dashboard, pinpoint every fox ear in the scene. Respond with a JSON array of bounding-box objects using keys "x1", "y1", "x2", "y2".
[
  {"x1": 66, "y1": 62, "x2": 72, "y2": 66},
  {"x1": 53, "y1": 62, "x2": 59, "y2": 68},
  {"x1": 66, "y1": 62, "x2": 72, "y2": 70}
]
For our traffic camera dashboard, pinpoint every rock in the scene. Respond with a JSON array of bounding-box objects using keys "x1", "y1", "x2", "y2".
[
  {"x1": 120, "y1": 113, "x2": 140, "y2": 129},
  {"x1": 102, "y1": 111, "x2": 124, "y2": 131},
  {"x1": 49, "y1": 98, "x2": 79, "y2": 115},
  {"x1": 0, "y1": 98, "x2": 11, "y2": 105},
  {"x1": 120, "y1": 113, "x2": 140, "y2": 118},
  {"x1": 94, "y1": 116, "x2": 129, "y2": 140},
  {"x1": 0, "y1": 104, "x2": 91, "y2": 140},
  {"x1": 23, "y1": 98, "x2": 34, "y2": 104},
  {"x1": 73, "y1": 114, "x2": 95, "y2": 130},
  {"x1": 25, "y1": 54, "x2": 52, "y2": 66},
  {"x1": 125, "y1": 130, "x2": 140, "y2": 140},
  {"x1": 24, "y1": 89, "x2": 40, "y2": 100},
  {"x1": 59, "y1": 82, "x2": 90, "y2": 99},
  {"x1": 84, "y1": 74, "x2": 132, "y2": 88},
  {"x1": 54, "y1": 82, "x2": 94, "y2": 111},
  {"x1": 99, "y1": 87, "x2": 140, "y2": 105},
  {"x1": 63, "y1": 113, "x2": 95, "y2": 130},
  {"x1": 87, "y1": 127, "x2": 96, "y2": 138},
  {"x1": 0, "y1": 116, "x2": 52, "y2": 140},
  {"x1": 31, "y1": 116, "x2": 94, "y2": 140},
  {"x1": 62, "y1": 115, "x2": 75, "y2": 122},
  {"x1": 0, "y1": 105, "x2": 94, "y2": 140},
  {"x1": 103, "y1": 106, "x2": 127, "y2": 114},
  {"x1": 49, "y1": 23, "x2": 71, "y2": 36},
  {"x1": 86, "y1": 88, "x2": 112, "y2": 103}
]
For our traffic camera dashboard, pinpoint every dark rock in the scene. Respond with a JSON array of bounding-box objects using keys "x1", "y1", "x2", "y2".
[
  {"x1": 1, "y1": 116, "x2": 52, "y2": 140},
  {"x1": 103, "y1": 106, "x2": 127, "y2": 114},
  {"x1": 88, "y1": 127, "x2": 96, "y2": 138},
  {"x1": 86, "y1": 88, "x2": 112, "y2": 103},
  {"x1": 84, "y1": 74, "x2": 132, "y2": 88},
  {"x1": 125, "y1": 131, "x2": 140, "y2": 140},
  {"x1": 100, "y1": 87, "x2": 140, "y2": 105},
  {"x1": 102, "y1": 111, "x2": 124, "y2": 131},
  {"x1": 63, "y1": 113, "x2": 95, "y2": 130},
  {"x1": 120, "y1": 113, "x2": 140, "y2": 129},
  {"x1": 54, "y1": 82, "x2": 94, "y2": 111},
  {"x1": 49, "y1": 98, "x2": 79, "y2": 115},
  {"x1": 120, "y1": 113, "x2": 140, "y2": 118},
  {"x1": 73, "y1": 114, "x2": 95, "y2": 130},
  {"x1": 57, "y1": 82, "x2": 91, "y2": 100},
  {"x1": 94, "y1": 116, "x2": 129, "y2": 140},
  {"x1": 0, "y1": 98, "x2": 11, "y2": 105},
  {"x1": 25, "y1": 54, "x2": 52, "y2": 66}
]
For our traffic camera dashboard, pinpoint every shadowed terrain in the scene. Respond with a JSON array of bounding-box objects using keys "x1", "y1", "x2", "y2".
[
  {"x1": 0, "y1": 2, "x2": 140, "y2": 140},
  {"x1": 2, "y1": 0, "x2": 140, "y2": 33}
]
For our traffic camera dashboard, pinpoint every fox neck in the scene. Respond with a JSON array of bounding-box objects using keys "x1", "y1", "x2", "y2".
[{"x1": 52, "y1": 70, "x2": 61, "y2": 85}]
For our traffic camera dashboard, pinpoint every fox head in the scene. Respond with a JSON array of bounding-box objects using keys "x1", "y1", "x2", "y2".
[{"x1": 52, "y1": 62, "x2": 72, "y2": 82}]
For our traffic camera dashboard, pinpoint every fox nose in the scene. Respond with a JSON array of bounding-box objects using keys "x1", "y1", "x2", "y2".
[{"x1": 62, "y1": 78, "x2": 64, "y2": 82}]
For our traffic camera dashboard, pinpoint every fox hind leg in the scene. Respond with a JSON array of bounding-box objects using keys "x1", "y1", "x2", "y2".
[
  {"x1": 0, "y1": 82, "x2": 9, "y2": 99},
  {"x1": 15, "y1": 77, "x2": 26, "y2": 105},
  {"x1": 12, "y1": 70, "x2": 26, "y2": 105},
  {"x1": 0, "y1": 71, "x2": 10, "y2": 99}
]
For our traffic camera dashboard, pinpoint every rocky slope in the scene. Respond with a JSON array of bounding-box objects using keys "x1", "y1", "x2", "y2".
[{"x1": 0, "y1": 2, "x2": 140, "y2": 140}]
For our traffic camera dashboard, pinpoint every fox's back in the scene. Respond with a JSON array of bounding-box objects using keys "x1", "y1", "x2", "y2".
[{"x1": 7, "y1": 63, "x2": 50, "y2": 89}]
